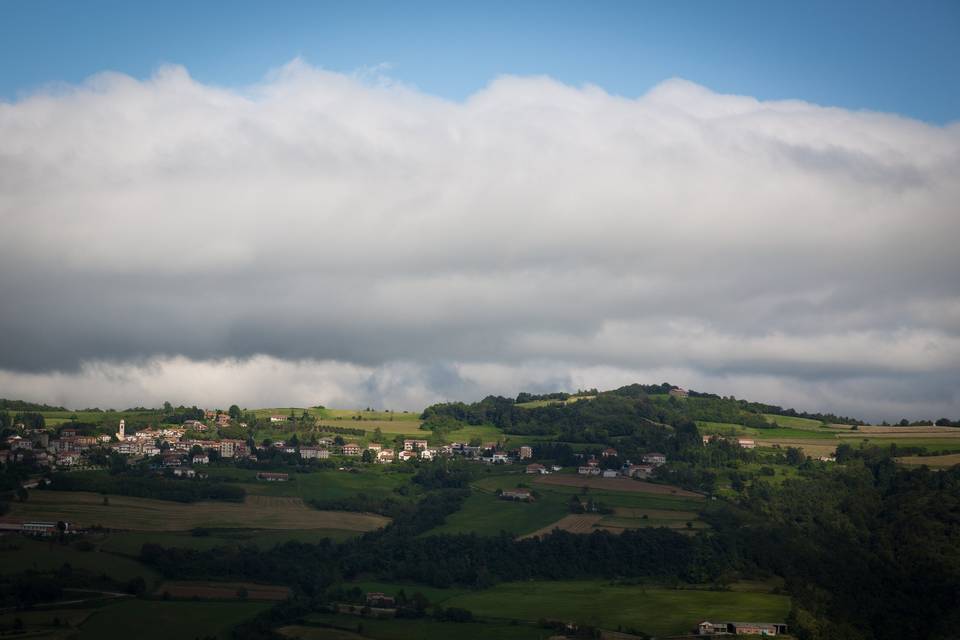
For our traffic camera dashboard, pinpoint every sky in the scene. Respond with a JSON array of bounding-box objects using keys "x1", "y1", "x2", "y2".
[{"x1": 1, "y1": 1, "x2": 959, "y2": 420}]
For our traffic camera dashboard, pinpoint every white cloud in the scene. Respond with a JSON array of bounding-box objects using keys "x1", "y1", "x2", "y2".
[{"x1": 0, "y1": 62, "x2": 958, "y2": 420}]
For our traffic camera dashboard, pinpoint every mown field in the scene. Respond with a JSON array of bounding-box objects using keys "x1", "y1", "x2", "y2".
[
  {"x1": 1, "y1": 490, "x2": 389, "y2": 532},
  {"x1": 442, "y1": 580, "x2": 791, "y2": 636}
]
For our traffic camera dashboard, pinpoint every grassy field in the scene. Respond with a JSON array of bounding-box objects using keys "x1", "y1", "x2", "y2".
[
  {"x1": 287, "y1": 615, "x2": 544, "y2": 640},
  {"x1": 430, "y1": 489, "x2": 570, "y2": 536},
  {"x1": 534, "y1": 474, "x2": 704, "y2": 498},
  {"x1": 345, "y1": 580, "x2": 472, "y2": 605},
  {"x1": 206, "y1": 466, "x2": 415, "y2": 503},
  {"x1": 443, "y1": 580, "x2": 791, "y2": 636},
  {"x1": 76, "y1": 600, "x2": 271, "y2": 639},
  {"x1": 1, "y1": 490, "x2": 389, "y2": 532},
  {"x1": 0, "y1": 607, "x2": 98, "y2": 639},
  {"x1": 762, "y1": 414, "x2": 825, "y2": 429},
  {"x1": 0, "y1": 535, "x2": 160, "y2": 585},
  {"x1": 514, "y1": 395, "x2": 596, "y2": 409},
  {"x1": 428, "y1": 471, "x2": 704, "y2": 538}
]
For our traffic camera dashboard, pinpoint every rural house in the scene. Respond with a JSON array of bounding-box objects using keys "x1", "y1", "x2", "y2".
[
  {"x1": 256, "y1": 472, "x2": 289, "y2": 482},
  {"x1": 403, "y1": 439, "x2": 429, "y2": 451},
  {"x1": 642, "y1": 452, "x2": 667, "y2": 465},
  {"x1": 342, "y1": 443, "x2": 362, "y2": 456},
  {"x1": 526, "y1": 463, "x2": 547, "y2": 474},
  {"x1": 500, "y1": 489, "x2": 533, "y2": 501},
  {"x1": 519, "y1": 445, "x2": 533, "y2": 459}
]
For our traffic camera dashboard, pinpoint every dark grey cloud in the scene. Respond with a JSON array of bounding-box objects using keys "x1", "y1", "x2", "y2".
[{"x1": 0, "y1": 64, "x2": 958, "y2": 420}]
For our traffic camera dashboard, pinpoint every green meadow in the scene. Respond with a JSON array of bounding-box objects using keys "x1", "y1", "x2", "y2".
[
  {"x1": 442, "y1": 580, "x2": 791, "y2": 636},
  {"x1": 77, "y1": 600, "x2": 270, "y2": 640}
]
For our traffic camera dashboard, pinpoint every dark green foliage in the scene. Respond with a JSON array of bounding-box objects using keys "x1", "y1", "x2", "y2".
[{"x1": 44, "y1": 472, "x2": 246, "y2": 503}]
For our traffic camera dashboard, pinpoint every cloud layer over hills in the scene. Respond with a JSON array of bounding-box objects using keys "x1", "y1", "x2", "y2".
[{"x1": 1, "y1": 61, "x2": 958, "y2": 420}]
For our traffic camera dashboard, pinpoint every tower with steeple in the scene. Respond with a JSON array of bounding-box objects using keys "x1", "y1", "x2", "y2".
[{"x1": 117, "y1": 419, "x2": 126, "y2": 441}]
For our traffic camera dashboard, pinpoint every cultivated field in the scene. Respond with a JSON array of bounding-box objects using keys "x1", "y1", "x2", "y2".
[
  {"x1": 0, "y1": 491, "x2": 389, "y2": 532},
  {"x1": 156, "y1": 580, "x2": 291, "y2": 600},
  {"x1": 520, "y1": 514, "x2": 603, "y2": 538},
  {"x1": 534, "y1": 474, "x2": 705, "y2": 498},
  {"x1": 896, "y1": 453, "x2": 960, "y2": 468}
]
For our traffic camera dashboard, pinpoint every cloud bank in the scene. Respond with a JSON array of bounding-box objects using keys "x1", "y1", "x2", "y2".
[{"x1": 1, "y1": 61, "x2": 958, "y2": 420}]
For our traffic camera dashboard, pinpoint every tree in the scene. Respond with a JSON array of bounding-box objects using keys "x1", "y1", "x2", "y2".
[
  {"x1": 16, "y1": 486, "x2": 28, "y2": 502},
  {"x1": 373, "y1": 427, "x2": 384, "y2": 443},
  {"x1": 362, "y1": 449, "x2": 374, "y2": 463},
  {"x1": 236, "y1": 586, "x2": 248, "y2": 600},
  {"x1": 228, "y1": 404, "x2": 241, "y2": 420},
  {"x1": 163, "y1": 401, "x2": 173, "y2": 412}
]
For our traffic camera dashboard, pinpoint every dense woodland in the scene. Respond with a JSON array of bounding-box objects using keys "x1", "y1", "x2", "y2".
[{"x1": 420, "y1": 384, "x2": 870, "y2": 440}]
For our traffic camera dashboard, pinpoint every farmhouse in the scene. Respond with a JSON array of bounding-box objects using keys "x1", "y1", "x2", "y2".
[
  {"x1": 526, "y1": 463, "x2": 547, "y2": 474},
  {"x1": 642, "y1": 452, "x2": 667, "y2": 466},
  {"x1": 602, "y1": 447, "x2": 619, "y2": 458},
  {"x1": 519, "y1": 445, "x2": 533, "y2": 459},
  {"x1": 737, "y1": 439, "x2": 757, "y2": 449},
  {"x1": 669, "y1": 386, "x2": 689, "y2": 398},
  {"x1": 366, "y1": 443, "x2": 382, "y2": 452},
  {"x1": 342, "y1": 443, "x2": 362, "y2": 456},
  {"x1": 21, "y1": 521, "x2": 70, "y2": 536},
  {"x1": 377, "y1": 449, "x2": 395, "y2": 463},
  {"x1": 366, "y1": 592, "x2": 396, "y2": 607},
  {"x1": 419, "y1": 449, "x2": 434, "y2": 460},
  {"x1": 398, "y1": 450, "x2": 416, "y2": 462},
  {"x1": 256, "y1": 472, "x2": 289, "y2": 482},
  {"x1": 183, "y1": 419, "x2": 206, "y2": 431},
  {"x1": 270, "y1": 415, "x2": 288, "y2": 423},
  {"x1": 403, "y1": 439, "x2": 429, "y2": 451},
  {"x1": 500, "y1": 489, "x2": 533, "y2": 501}
]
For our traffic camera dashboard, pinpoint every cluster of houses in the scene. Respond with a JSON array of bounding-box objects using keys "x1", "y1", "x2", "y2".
[
  {"x1": 2, "y1": 415, "x2": 542, "y2": 472},
  {"x1": 697, "y1": 620, "x2": 788, "y2": 636},
  {"x1": 575, "y1": 449, "x2": 667, "y2": 479}
]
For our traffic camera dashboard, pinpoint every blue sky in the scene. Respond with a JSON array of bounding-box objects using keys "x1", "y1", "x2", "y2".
[{"x1": 2, "y1": 0, "x2": 958, "y2": 123}]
